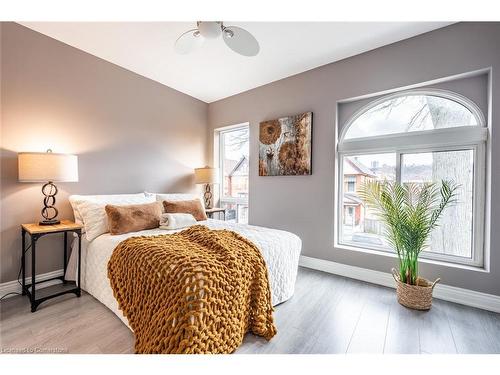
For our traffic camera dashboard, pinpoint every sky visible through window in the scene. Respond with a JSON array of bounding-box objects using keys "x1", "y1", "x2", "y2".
[
  {"x1": 223, "y1": 128, "x2": 249, "y2": 160},
  {"x1": 345, "y1": 95, "x2": 477, "y2": 139}
]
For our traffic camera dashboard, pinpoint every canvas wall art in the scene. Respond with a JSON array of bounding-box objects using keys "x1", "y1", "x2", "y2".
[{"x1": 259, "y1": 112, "x2": 312, "y2": 176}]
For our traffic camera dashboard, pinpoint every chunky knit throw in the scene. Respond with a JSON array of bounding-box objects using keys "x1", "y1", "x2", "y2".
[{"x1": 107, "y1": 225, "x2": 277, "y2": 354}]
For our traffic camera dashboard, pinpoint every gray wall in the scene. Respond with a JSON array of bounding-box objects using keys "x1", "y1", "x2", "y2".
[
  {"x1": 0, "y1": 23, "x2": 208, "y2": 282},
  {"x1": 208, "y1": 22, "x2": 500, "y2": 296}
]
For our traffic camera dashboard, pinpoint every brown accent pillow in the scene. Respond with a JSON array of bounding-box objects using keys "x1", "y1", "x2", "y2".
[
  {"x1": 105, "y1": 202, "x2": 162, "y2": 235},
  {"x1": 162, "y1": 199, "x2": 207, "y2": 221}
]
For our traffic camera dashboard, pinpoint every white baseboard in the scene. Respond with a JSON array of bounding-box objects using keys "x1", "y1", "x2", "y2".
[
  {"x1": 299, "y1": 255, "x2": 500, "y2": 313},
  {"x1": 0, "y1": 269, "x2": 64, "y2": 300}
]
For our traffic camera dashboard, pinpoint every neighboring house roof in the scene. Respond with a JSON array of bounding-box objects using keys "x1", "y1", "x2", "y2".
[
  {"x1": 344, "y1": 192, "x2": 363, "y2": 206},
  {"x1": 344, "y1": 157, "x2": 376, "y2": 177}
]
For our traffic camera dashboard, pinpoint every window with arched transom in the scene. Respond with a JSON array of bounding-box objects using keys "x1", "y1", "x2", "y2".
[{"x1": 337, "y1": 89, "x2": 487, "y2": 266}]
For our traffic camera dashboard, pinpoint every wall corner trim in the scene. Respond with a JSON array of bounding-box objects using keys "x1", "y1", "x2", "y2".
[
  {"x1": 299, "y1": 255, "x2": 500, "y2": 313},
  {"x1": 0, "y1": 269, "x2": 64, "y2": 300}
]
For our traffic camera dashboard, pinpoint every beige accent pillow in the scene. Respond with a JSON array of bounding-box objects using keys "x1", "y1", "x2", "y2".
[
  {"x1": 162, "y1": 199, "x2": 207, "y2": 221},
  {"x1": 105, "y1": 202, "x2": 162, "y2": 235}
]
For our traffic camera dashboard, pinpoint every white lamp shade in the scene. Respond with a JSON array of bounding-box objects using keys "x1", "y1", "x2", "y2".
[
  {"x1": 194, "y1": 167, "x2": 219, "y2": 184},
  {"x1": 18, "y1": 152, "x2": 79, "y2": 182}
]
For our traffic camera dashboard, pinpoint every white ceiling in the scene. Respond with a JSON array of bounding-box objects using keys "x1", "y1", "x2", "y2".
[{"x1": 21, "y1": 22, "x2": 452, "y2": 103}]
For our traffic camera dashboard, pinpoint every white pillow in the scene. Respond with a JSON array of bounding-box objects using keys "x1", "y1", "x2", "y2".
[
  {"x1": 145, "y1": 192, "x2": 203, "y2": 213},
  {"x1": 69, "y1": 193, "x2": 149, "y2": 226},
  {"x1": 69, "y1": 193, "x2": 154, "y2": 241}
]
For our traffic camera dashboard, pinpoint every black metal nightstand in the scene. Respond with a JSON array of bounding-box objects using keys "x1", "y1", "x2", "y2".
[
  {"x1": 21, "y1": 220, "x2": 83, "y2": 312},
  {"x1": 205, "y1": 207, "x2": 227, "y2": 220}
]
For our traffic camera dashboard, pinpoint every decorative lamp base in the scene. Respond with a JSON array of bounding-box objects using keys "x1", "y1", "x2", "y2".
[
  {"x1": 40, "y1": 181, "x2": 60, "y2": 226},
  {"x1": 204, "y1": 184, "x2": 213, "y2": 209}
]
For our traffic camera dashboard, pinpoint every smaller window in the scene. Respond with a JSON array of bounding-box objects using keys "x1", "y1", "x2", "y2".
[
  {"x1": 346, "y1": 176, "x2": 356, "y2": 192},
  {"x1": 217, "y1": 125, "x2": 249, "y2": 224}
]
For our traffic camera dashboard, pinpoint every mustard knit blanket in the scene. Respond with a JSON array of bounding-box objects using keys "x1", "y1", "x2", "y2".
[{"x1": 107, "y1": 225, "x2": 277, "y2": 354}]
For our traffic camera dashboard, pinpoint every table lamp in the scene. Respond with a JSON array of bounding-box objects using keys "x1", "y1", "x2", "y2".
[
  {"x1": 194, "y1": 166, "x2": 219, "y2": 209},
  {"x1": 18, "y1": 149, "x2": 79, "y2": 225}
]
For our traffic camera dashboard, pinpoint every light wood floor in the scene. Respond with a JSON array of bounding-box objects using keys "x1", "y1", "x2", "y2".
[{"x1": 1, "y1": 267, "x2": 500, "y2": 354}]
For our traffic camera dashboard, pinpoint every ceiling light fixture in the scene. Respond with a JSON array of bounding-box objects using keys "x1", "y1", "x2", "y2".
[{"x1": 175, "y1": 21, "x2": 260, "y2": 57}]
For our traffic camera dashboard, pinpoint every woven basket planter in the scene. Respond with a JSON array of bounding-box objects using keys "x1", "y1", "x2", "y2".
[{"x1": 391, "y1": 268, "x2": 440, "y2": 310}]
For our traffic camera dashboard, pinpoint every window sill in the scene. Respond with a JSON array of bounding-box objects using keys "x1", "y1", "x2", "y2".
[
  {"x1": 220, "y1": 198, "x2": 248, "y2": 204},
  {"x1": 334, "y1": 242, "x2": 488, "y2": 273}
]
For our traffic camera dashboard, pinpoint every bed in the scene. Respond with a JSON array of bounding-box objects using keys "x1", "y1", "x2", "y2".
[{"x1": 65, "y1": 198, "x2": 302, "y2": 330}]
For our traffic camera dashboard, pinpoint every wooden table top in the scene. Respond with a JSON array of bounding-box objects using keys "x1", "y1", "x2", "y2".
[
  {"x1": 21, "y1": 220, "x2": 83, "y2": 234},
  {"x1": 205, "y1": 207, "x2": 226, "y2": 213}
]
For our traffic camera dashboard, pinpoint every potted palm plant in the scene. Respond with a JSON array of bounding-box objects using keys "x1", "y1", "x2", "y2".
[{"x1": 359, "y1": 180, "x2": 458, "y2": 310}]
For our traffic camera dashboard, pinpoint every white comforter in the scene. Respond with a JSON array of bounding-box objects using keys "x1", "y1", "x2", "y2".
[{"x1": 66, "y1": 219, "x2": 301, "y2": 329}]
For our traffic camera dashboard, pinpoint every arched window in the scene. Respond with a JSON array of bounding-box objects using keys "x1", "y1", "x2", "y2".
[{"x1": 337, "y1": 89, "x2": 487, "y2": 267}]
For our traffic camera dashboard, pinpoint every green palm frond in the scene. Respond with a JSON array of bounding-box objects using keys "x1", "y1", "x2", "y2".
[{"x1": 358, "y1": 180, "x2": 459, "y2": 285}]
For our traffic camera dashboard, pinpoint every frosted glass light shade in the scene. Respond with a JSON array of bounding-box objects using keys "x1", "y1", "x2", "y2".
[
  {"x1": 223, "y1": 26, "x2": 260, "y2": 56},
  {"x1": 194, "y1": 167, "x2": 219, "y2": 184},
  {"x1": 174, "y1": 28, "x2": 204, "y2": 55},
  {"x1": 18, "y1": 152, "x2": 79, "y2": 182}
]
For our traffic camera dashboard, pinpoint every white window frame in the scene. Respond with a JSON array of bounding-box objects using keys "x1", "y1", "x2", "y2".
[
  {"x1": 214, "y1": 123, "x2": 250, "y2": 223},
  {"x1": 336, "y1": 89, "x2": 488, "y2": 268}
]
